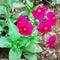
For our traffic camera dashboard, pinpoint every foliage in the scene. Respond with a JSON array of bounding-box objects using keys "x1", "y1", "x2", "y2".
[
  {"x1": 0, "y1": 0, "x2": 43, "y2": 60},
  {"x1": 0, "y1": 0, "x2": 58, "y2": 60},
  {"x1": 51, "y1": 0, "x2": 60, "y2": 5}
]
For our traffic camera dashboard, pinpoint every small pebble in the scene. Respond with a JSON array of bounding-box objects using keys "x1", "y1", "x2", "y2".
[
  {"x1": 53, "y1": 53, "x2": 57, "y2": 58},
  {"x1": 41, "y1": 51, "x2": 47, "y2": 55}
]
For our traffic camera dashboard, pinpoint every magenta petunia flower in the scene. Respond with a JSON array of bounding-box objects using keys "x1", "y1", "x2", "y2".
[
  {"x1": 47, "y1": 12, "x2": 57, "y2": 26},
  {"x1": 38, "y1": 21, "x2": 52, "y2": 35},
  {"x1": 17, "y1": 21, "x2": 34, "y2": 36},
  {"x1": 32, "y1": 6, "x2": 46, "y2": 20},
  {"x1": 17, "y1": 15, "x2": 27, "y2": 23},
  {"x1": 46, "y1": 35, "x2": 57, "y2": 48}
]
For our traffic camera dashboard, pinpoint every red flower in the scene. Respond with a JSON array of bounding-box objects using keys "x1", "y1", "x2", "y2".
[
  {"x1": 17, "y1": 15, "x2": 27, "y2": 23},
  {"x1": 47, "y1": 12, "x2": 57, "y2": 26},
  {"x1": 17, "y1": 21, "x2": 34, "y2": 36},
  {"x1": 46, "y1": 35, "x2": 57, "y2": 48},
  {"x1": 38, "y1": 21, "x2": 52, "y2": 35},
  {"x1": 32, "y1": 6, "x2": 46, "y2": 20}
]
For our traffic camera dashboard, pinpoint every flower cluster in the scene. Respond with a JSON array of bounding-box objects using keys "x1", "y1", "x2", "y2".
[
  {"x1": 32, "y1": 6, "x2": 57, "y2": 48},
  {"x1": 0, "y1": 0, "x2": 58, "y2": 60},
  {"x1": 17, "y1": 6, "x2": 57, "y2": 48},
  {"x1": 32, "y1": 6, "x2": 57, "y2": 35},
  {"x1": 17, "y1": 15, "x2": 34, "y2": 36}
]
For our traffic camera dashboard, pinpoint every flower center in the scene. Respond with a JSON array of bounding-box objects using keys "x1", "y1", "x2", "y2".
[
  {"x1": 19, "y1": 20, "x2": 21, "y2": 23},
  {"x1": 23, "y1": 27, "x2": 27, "y2": 31},
  {"x1": 45, "y1": 27, "x2": 48, "y2": 30},
  {"x1": 53, "y1": 17, "x2": 55, "y2": 20},
  {"x1": 38, "y1": 9, "x2": 41, "y2": 13}
]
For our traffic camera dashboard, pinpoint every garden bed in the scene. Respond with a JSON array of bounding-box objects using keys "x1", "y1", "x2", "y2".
[{"x1": 0, "y1": 0, "x2": 60, "y2": 60}]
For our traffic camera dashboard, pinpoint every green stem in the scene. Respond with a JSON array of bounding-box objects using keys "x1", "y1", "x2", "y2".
[{"x1": 23, "y1": 0, "x2": 32, "y2": 10}]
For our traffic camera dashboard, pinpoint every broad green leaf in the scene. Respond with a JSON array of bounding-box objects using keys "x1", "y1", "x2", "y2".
[
  {"x1": 12, "y1": 2, "x2": 25, "y2": 8},
  {"x1": 0, "y1": 37, "x2": 12, "y2": 48},
  {"x1": 28, "y1": 36, "x2": 40, "y2": 44},
  {"x1": 0, "y1": 5, "x2": 7, "y2": 14},
  {"x1": 12, "y1": 10, "x2": 28, "y2": 19},
  {"x1": 1, "y1": 0, "x2": 25, "y2": 8},
  {"x1": 8, "y1": 20, "x2": 20, "y2": 41},
  {"x1": 19, "y1": 38, "x2": 29, "y2": 48},
  {"x1": 31, "y1": 37, "x2": 40, "y2": 44},
  {"x1": 25, "y1": 43, "x2": 42, "y2": 53},
  {"x1": 23, "y1": 52, "x2": 38, "y2": 60},
  {"x1": 9, "y1": 48, "x2": 22, "y2": 60},
  {"x1": 0, "y1": 4, "x2": 11, "y2": 18},
  {"x1": 0, "y1": 0, "x2": 19, "y2": 8}
]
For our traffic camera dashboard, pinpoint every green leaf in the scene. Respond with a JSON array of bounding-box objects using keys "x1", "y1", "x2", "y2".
[
  {"x1": 0, "y1": 4, "x2": 11, "y2": 18},
  {"x1": 0, "y1": 0, "x2": 19, "y2": 8},
  {"x1": 12, "y1": 2, "x2": 25, "y2": 8},
  {"x1": 0, "y1": 5, "x2": 7, "y2": 14},
  {"x1": 31, "y1": 37, "x2": 40, "y2": 44},
  {"x1": 0, "y1": 20, "x2": 6, "y2": 27},
  {"x1": 19, "y1": 38, "x2": 29, "y2": 48},
  {"x1": 0, "y1": 37, "x2": 12, "y2": 48},
  {"x1": 29, "y1": 30, "x2": 40, "y2": 44},
  {"x1": 26, "y1": 0, "x2": 33, "y2": 8},
  {"x1": 25, "y1": 43, "x2": 42, "y2": 53},
  {"x1": 34, "y1": 20, "x2": 39, "y2": 27},
  {"x1": 1, "y1": 0, "x2": 25, "y2": 8},
  {"x1": 1, "y1": 0, "x2": 19, "y2": 3},
  {"x1": 51, "y1": 0, "x2": 60, "y2": 5},
  {"x1": 12, "y1": 10, "x2": 28, "y2": 20},
  {"x1": 0, "y1": 26, "x2": 3, "y2": 31},
  {"x1": 23, "y1": 52, "x2": 38, "y2": 60},
  {"x1": 9, "y1": 48, "x2": 22, "y2": 60},
  {"x1": 8, "y1": 20, "x2": 20, "y2": 41},
  {"x1": 28, "y1": 36, "x2": 40, "y2": 44}
]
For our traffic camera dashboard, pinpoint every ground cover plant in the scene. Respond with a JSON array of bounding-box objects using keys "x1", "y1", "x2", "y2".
[{"x1": 0, "y1": 0, "x2": 58, "y2": 60}]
